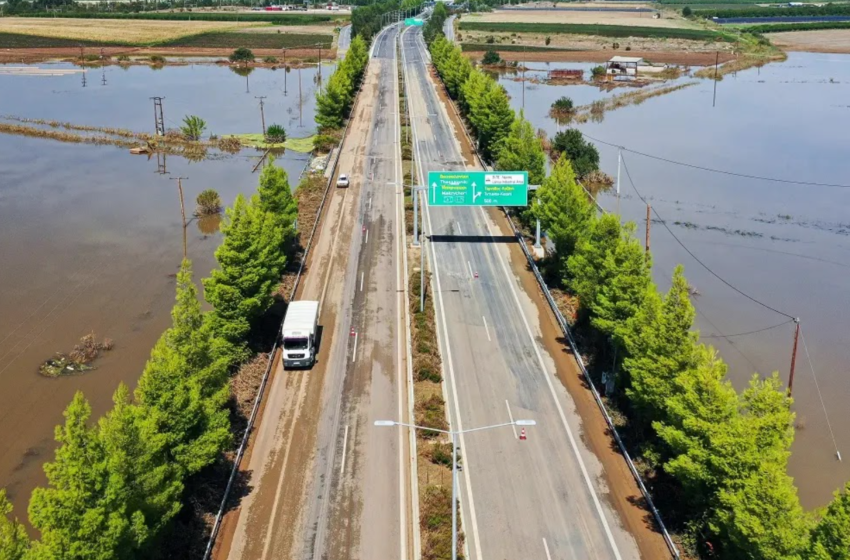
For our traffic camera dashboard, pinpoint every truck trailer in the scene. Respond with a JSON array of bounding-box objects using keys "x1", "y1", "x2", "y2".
[{"x1": 281, "y1": 300, "x2": 320, "y2": 369}]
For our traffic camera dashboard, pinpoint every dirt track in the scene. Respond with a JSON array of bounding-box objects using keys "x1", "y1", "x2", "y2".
[
  {"x1": 463, "y1": 49, "x2": 735, "y2": 65},
  {"x1": 465, "y1": 7, "x2": 694, "y2": 29},
  {"x1": 0, "y1": 46, "x2": 334, "y2": 63}
]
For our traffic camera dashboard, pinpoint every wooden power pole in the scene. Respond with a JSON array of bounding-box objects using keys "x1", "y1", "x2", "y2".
[
  {"x1": 171, "y1": 176, "x2": 189, "y2": 259},
  {"x1": 255, "y1": 96, "x2": 267, "y2": 136},
  {"x1": 788, "y1": 318, "x2": 801, "y2": 395},
  {"x1": 645, "y1": 203, "x2": 651, "y2": 254}
]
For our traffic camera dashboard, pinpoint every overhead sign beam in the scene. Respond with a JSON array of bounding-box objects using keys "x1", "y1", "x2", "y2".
[{"x1": 428, "y1": 171, "x2": 529, "y2": 206}]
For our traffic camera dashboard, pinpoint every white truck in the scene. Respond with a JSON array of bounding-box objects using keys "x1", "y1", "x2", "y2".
[{"x1": 281, "y1": 300, "x2": 320, "y2": 369}]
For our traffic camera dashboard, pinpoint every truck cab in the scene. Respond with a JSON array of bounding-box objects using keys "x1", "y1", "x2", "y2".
[{"x1": 282, "y1": 300, "x2": 320, "y2": 369}]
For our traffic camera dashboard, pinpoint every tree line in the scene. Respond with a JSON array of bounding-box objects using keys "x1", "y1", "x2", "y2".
[
  {"x1": 0, "y1": 159, "x2": 298, "y2": 559},
  {"x1": 426, "y1": 29, "x2": 850, "y2": 560},
  {"x1": 315, "y1": 34, "x2": 368, "y2": 132},
  {"x1": 350, "y1": 0, "x2": 421, "y2": 43}
]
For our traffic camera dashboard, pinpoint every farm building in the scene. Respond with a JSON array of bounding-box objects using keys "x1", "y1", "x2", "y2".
[{"x1": 606, "y1": 56, "x2": 644, "y2": 77}]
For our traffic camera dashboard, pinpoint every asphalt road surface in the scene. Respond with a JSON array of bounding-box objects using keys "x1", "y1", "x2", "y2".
[
  {"x1": 401, "y1": 25, "x2": 643, "y2": 560},
  {"x1": 222, "y1": 24, "x2": 412, "y2": 560}
]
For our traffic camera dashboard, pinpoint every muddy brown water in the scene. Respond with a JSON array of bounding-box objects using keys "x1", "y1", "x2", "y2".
[
  {"x1": 498, "y1": 53, "x2": 850, "y2": 509},
  {"x1": 0, "y1": 61, "x2": 329, "y2": 524}
]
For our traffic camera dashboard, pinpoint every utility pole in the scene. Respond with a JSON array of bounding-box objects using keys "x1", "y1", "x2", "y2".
[
  {"x1": 616, "y1": 147, "x2": 622, "y2": 215},
  {"x1": 788, "y1": 318, "x2": 801, "y2": 395},
  {"x1": 150, "y1": 96, "x2": 165, "y2": 136},
  {"x1": 170, "y1": 177, "x2": 188, "y2": 228},
  {"x1": 645, "y1": 203, "x2": 651, "y2": 254},
  {"x1": 255, "y1": 96, "x2": 267, "y2": 136},
  {"x1": 299, "y1": 67, "x2": 303, "y2": 128},
  {"x1": 712, "y1": 51, "x2": 719, "y2": 108},
  {"x1": 317, "y1": 44, "x2": 322, "y2": 84}
]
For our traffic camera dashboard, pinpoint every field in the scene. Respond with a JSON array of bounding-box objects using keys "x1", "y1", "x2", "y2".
[
  {"x1": 458, "y1": 21, "x2": 730, "y2": 41},
  {"x1": 161, "y1": 31, "x2": 333, "y2": 49},
  {"x1": 16, "y1": 11, "x2": 347, "y2": 24},
  {"x1": 0, "y1": 17, "x2": 258, "y2": 44},
  {"x1": 464, "y1": 8, "x2": 697, "y2": 29},
  {"x1": 767, "y1": 28, "x2": 850, "y2": 52},
  {"x1": 0, "y1": 31, "x2": 121, "y2": 47}
]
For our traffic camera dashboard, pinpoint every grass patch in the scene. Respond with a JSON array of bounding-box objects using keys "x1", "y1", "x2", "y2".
[
  {"x1": 160, "y1": 31, "x2": 333, "y2": 49},
  {"x1": 227, "y1": 133, "x2": 316, "y2": 152},
  {"x1": 460, "y1": 42, "x2": 585, "y2": 53},
  {"x1": 695, "y1": 4, "x2": 850, "y2": 18},
  {"x1": 0, "y1": 31, "x2": 121, "y2": 47},
  {"x1": 458, "y1": 21, "x2": 731, "y2": 41},
  {"x1": 743, "y1": 21, "x2": 850, "y2": 33},
  {"x1": 19, "y1": 11, "x2": 347, "y2": 25}
]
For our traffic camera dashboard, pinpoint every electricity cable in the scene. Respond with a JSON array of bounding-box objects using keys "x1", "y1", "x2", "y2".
[
  {"x1": 702, "y1": 319, "x2": 794, "y2": 339},
  {"x1": 621, "y1": 153, "x2": 796, "y2": 320},
  {"x1": 799, "y1": 325, "x2": 842, "y2": 462},
  {"x1": 583, "y1": 131, "x2": 850, "y2": 189}
]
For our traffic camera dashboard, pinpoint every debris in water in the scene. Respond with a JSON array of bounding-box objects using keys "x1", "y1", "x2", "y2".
[{"x1": 39, "y1": 332, "x2": 114, "y2": 377}]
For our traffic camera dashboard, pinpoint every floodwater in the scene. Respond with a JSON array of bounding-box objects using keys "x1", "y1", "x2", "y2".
[
  {"x1": 497, "y1": 53, "x2": 850, "y2": 508},
  {"x1": 0, "y1": 60, "x2": 330, "y2": 521}
]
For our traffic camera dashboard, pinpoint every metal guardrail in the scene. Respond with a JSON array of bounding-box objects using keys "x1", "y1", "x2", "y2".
[
  {"x1": 429, "y1": 50, "x2": 682, "y2": 560},
  {"x1": 202, "y1": 44, "x2": 372, "y2": 560}
]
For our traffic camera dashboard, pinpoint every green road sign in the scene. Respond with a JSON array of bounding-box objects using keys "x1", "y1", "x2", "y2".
[
  {"x1": 428, "y1": 171, "x2": 528, "y2": 207},
  {"x1": 405, "y1": 17, "x2": 424, "y2": 26}
]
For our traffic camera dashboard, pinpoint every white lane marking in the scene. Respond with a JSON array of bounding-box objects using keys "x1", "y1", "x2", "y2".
[
  {"x1": 477, "y1": 206, "x2": 624, "y2": 560},
  {"x1": 369, "y1": 194, "x2": 373, "y2": 208},
  {"x1": 456, "y1": 221, "x2": 462, "y2": 235},
  {"x1": 404, "y1": 24, "x2": 483, "y2": 560},
  {"x1": 340, "y1": 424, "x2": 350, "y2": 478},
  {"x1": 544, "y1": 538, "x2": 553, "y2": 560},
  {"x1": 483, "y1": 315, "x2": 491, "y2": 342},
  {"x1": 352, "y1": 331, "x2": 358, "y2": 362},
  {"x1": 505, "y1": 400, "x2": 518, "y2": 439},
  {"x1": 467, "y1": 260, "x2": 474, "y2": 279},
  {"x1": 366, "y1": 228, "x2": 370, "y2": 244},
  {"x1": 360, "y1": 271, "x2": 364, "y2": 292}
]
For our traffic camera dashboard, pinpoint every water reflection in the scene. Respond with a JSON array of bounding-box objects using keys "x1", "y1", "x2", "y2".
[{"x1": 196, "y1": 214, "x2": 222, "y2": 236}]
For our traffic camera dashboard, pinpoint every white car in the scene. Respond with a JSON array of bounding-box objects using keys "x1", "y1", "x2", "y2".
[{"x1": 337, "y1": 174, "x2": 350, "y2": 188}]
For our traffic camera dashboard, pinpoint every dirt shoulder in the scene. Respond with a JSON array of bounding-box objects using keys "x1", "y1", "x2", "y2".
[
  {"x1": 768, "y1": 28, "x2": 850, "y2": 53},
  {"x1": 0, "y1": 46, "x2": 334, "y2": 63},
  {"x1": 463, "y1": 48, "x2": 735, "y2": 65}
]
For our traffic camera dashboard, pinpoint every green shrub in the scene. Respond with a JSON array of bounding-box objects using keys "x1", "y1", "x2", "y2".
[
  {"x1": 196, "y1": 189, "x2": 222, "y2": 216},
  {"x1": 313, "y1": 133, "x2": 337, "y2": 153},
  {"x1": 117, "y1": 54, "x2": 130, "y2": 62},
  {"x1": 180, "y1": 115, "x2": 207, "y2": 141},
  {"x1": 149, "y1": 54, "x2": 166, "y2": 65},
  {"x1": 263, "y1": 55, "x2": 279, "y2": 63},
  {"x1": 551, "y1": 96, "x2": 574, "y2": 114},
  {"x1": 545, "y1": 35, "x2": 551, "y2": 45},
  {"x1": 591, "y1": 65, "x2": 606, "y2": 78},
  {"x1": 415, "y1": 394, "x2": 449, "y2": 438},
  {"x1": 682, "y1": 6, "x2": 692, "y2": 16},
  {"x1": 265, "y1": 124, "x2": 286, "y2": 143},
  {"x1": 229, "y1": 47, "x2": 255, "y2": 63},
  {"x1": 482, "y1": 48, "x2": 501, "y2": 65}
]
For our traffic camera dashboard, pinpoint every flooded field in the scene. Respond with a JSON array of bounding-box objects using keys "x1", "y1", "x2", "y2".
[
  {"x1": 0, "y1": 61, "x2": 328, "y2": 518},
  {"x1": 498, "y1": 53, "x2": 850, "y2": 508}
]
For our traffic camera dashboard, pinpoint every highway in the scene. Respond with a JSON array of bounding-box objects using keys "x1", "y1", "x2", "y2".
[
  {"x1": 220, "y1": 24, "x2": 412, "y2": 560},
  {"x1": 401, "y1": 25, "x2": 643, "y2": 560}
]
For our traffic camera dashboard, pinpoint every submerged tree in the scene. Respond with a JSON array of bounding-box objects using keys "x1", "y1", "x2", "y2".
[{"x1": 180, "y1": 115, "x2": 207, "y2": 142}]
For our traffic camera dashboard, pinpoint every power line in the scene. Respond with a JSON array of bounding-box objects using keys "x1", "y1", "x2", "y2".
[
  {"x1": 799, "y1": 325, "x2": 841, "y2": 462},
  {"x1": 620, "y1": 153, "x2": 796, "y2": 320},
  {"x1": 583, "y1": 131, "x2": 850, "y2": 189},
  {"x1": 702, "y1": 318, "x2": 793, "y2": 339}
]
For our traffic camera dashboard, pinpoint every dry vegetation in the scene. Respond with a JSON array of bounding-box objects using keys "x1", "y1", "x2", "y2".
[
  {"x1": 571, "y1": 81, "x2": 697, "y2": 123},
  {"x1": 0, "y1": 17, "x2": 258, "y2": 44}
]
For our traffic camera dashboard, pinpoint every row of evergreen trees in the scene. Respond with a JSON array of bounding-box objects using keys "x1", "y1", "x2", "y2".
[
  {"x1": 426, "y1": 29, "x2": 850, "y2": 560},
  {"x1": 315, "y1": 35, "x2": 369, "y2": 131},
  {"x1": 0, "y1": 159, "x2": 298, "y2": 559}
]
